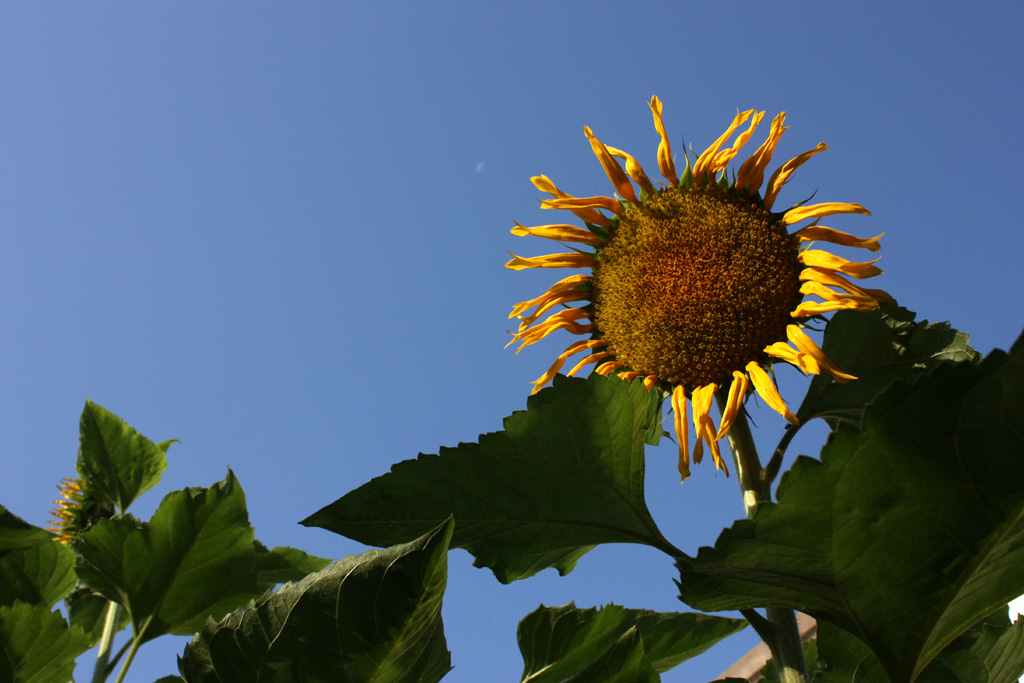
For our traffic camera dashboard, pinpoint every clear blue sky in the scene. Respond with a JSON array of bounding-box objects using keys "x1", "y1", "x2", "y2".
[{"x1": 2, "y1": 3, "x2": 1021, "y2": 681}]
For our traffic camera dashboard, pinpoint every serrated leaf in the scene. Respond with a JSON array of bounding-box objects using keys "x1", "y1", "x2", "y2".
[
  {"x1": 179, "y1": 519, "x2": 454, "y2": 683},
  {"x1": 76, "y1": 471, "x2": 259, "y2": 643},
  {"x1": 252, "y1": 542, "x2": 332, "y2": 589},
  {"x1": 518, "y1": 603, "x2": 745, "y2": 682},
  {"x1": 563, "y1": 626, "x2": 659, "y2": 683},
  {"x1": 796, "y1": 303, "x2": 979, "y2": 423},
  {"x1": 76, "y1": 400, "x2": 172, "y2": 513},
  {"x1": 303, "y1": 373, "x2": 675, "y2": 583},
  {"x1": 0, "y1": 601, "x2": 90, "y2": 683},
  {"x1": 0, "y1": 508, "x2": 76, "y2": 608},
  {"x1": 678, "y1": 331, "x2": 1024, "y2": 683}
]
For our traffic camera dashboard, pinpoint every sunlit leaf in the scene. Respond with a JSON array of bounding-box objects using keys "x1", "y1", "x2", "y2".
[
  {"x1": 796, "y1": 303, "x2": 979, "y2": 423},
  {"x1": 518, "y1": 603, "x2": 745, "y2": 682},
  {"x1": 678, "y1": 332, "x2": 1024, "y2": 682},
  {"x1": 304, "y1": 373, "x2": 674, "y2": 583},
  {"x1": 0, "y1": 507, "x2": 76, "y2": 608},
  {"x1": 76, "y1": 470, "x2": 258, "y2": 643},
  {"x1": 179, "y1": 519, "x2": 454, "y2": 683},
  {"x1": 0, "y1": 601, "x2": 89, "y2": 683},
  {"x1": 561, "y1": 626, "x2": 658, "y2": 683},
  {"x1": 76, "y1": 400, "x2": 173, "y2": 513}
]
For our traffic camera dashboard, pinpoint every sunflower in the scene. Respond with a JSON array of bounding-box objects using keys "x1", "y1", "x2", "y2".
[
  {"x1": 506, "y1": 97, "x2": 890, "y2": 481},
  {"x1": 47, "y1": 477, "x2": 86, "y2": 545}
]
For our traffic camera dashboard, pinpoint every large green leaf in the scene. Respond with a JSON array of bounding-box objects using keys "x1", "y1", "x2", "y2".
[
  {"x1": 66, "y1": 585, "x2": 130, "y2": 647},
  {"x1": 303, "y1": 373, "x2": 675, "y2": 583},
  {"x1": 563, "y1": 626, "x2": 659, "y2": 683},
  {"x1": 0, "y1": 601, "x2": 90, "y2": 683},
  {"x1": 76, "y1": 400, "x2": 173, "y2": 513},
  {"x1": 252, "y1": 542, "x2": 332, "y2": 589},
  {"x1": 179, "y1": 519, "x2": 454, "y2": 683},
  {"x1": 677, "y1": 332, "x2": 1024, "y2": 682},
  {"x1": 0, "y1": 507, "x2": 76, "y2": 608},
  {"x1": 517, "y1": 604, "x2": 745, "y2": 682},
  {"x1": 796, "y1": 303, "x2": 978, "y2": 423},
  {"x1": 75, "y1": 471, "x2": 259, "y2": 643}
]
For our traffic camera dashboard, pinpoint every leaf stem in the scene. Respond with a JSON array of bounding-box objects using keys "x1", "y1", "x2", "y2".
[
  {"x1": 717, "y1": 395, "x2": 809, "y2": 683},
  {"x1": 113, "y1": 617, "x2": 151, "y2": 683},
  {"x1": 91, "y1": 601, "x2": 122, "y2": 683}
]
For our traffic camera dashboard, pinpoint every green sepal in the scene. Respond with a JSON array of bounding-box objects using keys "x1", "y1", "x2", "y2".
[
  {"x1": 179, "y1": 519, "x2": 454, "y2": 683},
  {"x1": 303, "y1": 373, "x2": 676, "y2": 583},
  {"x1": 677, "y1": 330, "x2": 1024, "y2": 683}
]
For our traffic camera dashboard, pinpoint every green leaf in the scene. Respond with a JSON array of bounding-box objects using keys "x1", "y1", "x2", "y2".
[
  {"x1": 677, "y1": 332, "x2": 1024, "y2": 683},
  {"x1": 252, "y1": 542, "x2": 332, "y2": 589},
  {"x1": 562, "y1": 626, "x2": 659, "y2": 683},
  {"x1": 76, "y1": 400, "x2": 173, "y2": 513},
  {"x1": 179, "y1": 519, "x2": 454, "y2": 683},
  {"x1": 796, "y1": 303, "x2": 979, "y2": 423},
  {"x1": 518, "y1": 603, "x2": 745, "y2": 682},
  {"x1": 76, "y1": 470, "x2": 259, "y2": 643},
  {"x1": 0, "y1": 601, "x2": 90, "y2": 683},
  {"x1": 303, "y1": 373, "x2": 675, "y2": 583},
  {"x1": 0, "y1": 507, "x2": 76, "y2": 608}
]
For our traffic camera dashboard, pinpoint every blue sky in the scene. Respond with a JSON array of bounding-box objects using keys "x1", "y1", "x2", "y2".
[{"x1": 2, "y1": 2, "x2": 1021, "y2": 681}]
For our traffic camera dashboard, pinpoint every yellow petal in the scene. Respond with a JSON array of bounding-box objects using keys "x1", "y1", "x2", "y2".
[
  {"x1": 584, "y1": 126, "x2": 638, "y2": 204},
  {"x1": 764, "y1": 142, "x2": 828, "y2": 210},
  {"x1": 737, "y1": 112, "x2": 787, "y2": 193},
  {"x1": 712, "y1": 110, "x2": 764, "y2": 172},
  {"x1": 643, "y1": 375, "x2": 659, "y2": 391},
  {"x1": 567, "y1": 352, "x2": 613, "y2": 377},
  {"x1": 606, "y1": 145, "x2": 655, "y2": 194},
  {"x1": 799, "y1": 281, "x2": 879, "y2": 306},
  {"x1": 511, "y1": 222, "x2": 604, "y2": 247},
  {"x1": 799, "y1": 267, "x2": 892, "y2": 301},
  {"x1": 783, "y1": 202, "x2": 871, "y2": 226},
  {"x1": 764, "y1": 341, "x2": 817, "y2": 375},
  {"x1": 505, "y1": 251, "x2": 596, "y2": 271},
  {"x1": 540, "y1": 196, "x2": 622, "y2": 216},
  {"x1": 746, "y1": 362, "x2": 798, "y2": 425},
  {"x1": 531, "y1": 175, "x2": 612, "y2": 228},
  {"x1": 716, "y1": 371, "x2": 749, "y2": 440},
  {"x1": 791, "y1": 300, "x2": 870, "y2": 317},
  {"x1": 509, "y1": 274, "x2": 591, "y2": 319},
  {"x1": 787, "y1": 325, "x2": 857, "y2": 382},
  {"x1": 693, "y1": 109, "x2": 754, "y2": 185},
  {"x1": 514, "y1": 291, "x2": 590, "y2": 329},
  {"x1": 793, "y1": 226, "x2": 883, "y2": 252},
  {"x1": 594, "y1": 361, "x2": 625, "y2": 376},
  {"x1": 529, "y1": 339, "x2": 606, "y2": 393},
  {"x1": 690, "y1": 383, "x2": 720, "y2": 468},
  {"x1": 672, "y1": 385, "x2": 690, "y2": 482},
  {"x1": 617, "y1": 371, "x2": 644, "y2": 382},
  {"x1": 798, "y1": 250, "x2": 883, "y2": 279},
  {"x1": 649, "y1": 96, "x2": 679, "y2": 186}
]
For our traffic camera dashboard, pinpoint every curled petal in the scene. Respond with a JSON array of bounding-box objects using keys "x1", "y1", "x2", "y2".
[
  {"x1": 617, "y1": 371, "x2": 644, "y2": 382},
  {"x1": 541, "y1": 196, "x2": 622, "y2": 216},
  {"x1": 505, "y1": 251, "x2": 596, "y2": 271},
  {"x1": 531, "y1": 175, "x2": 612, "y2": 228},
  {"x1": 712, "y1": 110, "x2": 764, "y2": 172},
  {"x1": 737, "y1": 112, "x2": 787, "y2": 193},
  {"x1": 691, "y1": 384, "x2": 725, "y2": 471},
  {"x1": 529, "y1": 339, "x2": 606, "y2": 393},
  {"x1": 799, "y1": 267, "x2": 892, "y2": 301},
  {"x1": 584, "y1": 127, "x2": 638, "y2": 204},
  {"x1": 649, "y1": 96, "x2": 679, "y2": 186},
  {"x1": 783, "y1": 202, "x2": 871, "y2": 226},
  {"x1": 764, "y1": 341, "x2": 815, "y2": 375},
  {"x1": 791, "y1": 299, "x2": 876, "y2": 317},
  {"x1": 514, "y1": 290, "x2": 589, "y2": 330},
  {"x1": 787, "y1": 325, "x2": 857, "y2": 382},
  {"x1": 716, "y1": 371, "x2": 749, "y2": 440},
  {"x1": 594, "y1": 361, "x2": 625, "y2": 376},
  {"x1": 693, "y1": 109, "x2": 754, "y2": 185},
  {"x1": 509, "y1": 273, "x2": 591, "y2": 319},
  {"x1": 606, "y1": 145, "x2": 655, "y2": 194},
  {"x1": 793, "y1": 226, "x2": 883, "y2": 252},
  {"x1": 764, "y1": 142, "x2": 828, "y2": 210},
  {"x1": 672, "y1": 385, "x2": 690, "y2": 481},
  {"x1": 746, "y1": 362, "x2": 798, "y2": 425},
  {"x1": 798, "y1": 250, "x2": 883, "y2": 279},
  {"x1": 643, "y1": 375, "x2": 659, "y2": 391},
  {"x1": 511, "y1": 222, "x2": 604, "y2": 247},
  {"x1": 567, "y1": 352, "x2": 613, "y2": 377}
]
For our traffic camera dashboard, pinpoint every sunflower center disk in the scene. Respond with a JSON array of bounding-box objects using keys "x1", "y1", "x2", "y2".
[{"x1": 592, "y1": 186, "x2": 803, "y2": 389}]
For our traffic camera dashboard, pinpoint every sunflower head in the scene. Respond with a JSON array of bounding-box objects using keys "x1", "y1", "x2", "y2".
[{"x1": 506, "y1": 97, "x2": 891, "y2": 480}]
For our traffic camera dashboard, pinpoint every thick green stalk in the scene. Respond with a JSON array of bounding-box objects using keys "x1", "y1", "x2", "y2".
[
  {"x1": 91, "y1": 601, "x2": 122, "y2": 683},
  {"x1": 717, "y1": 394, "x2": 809, "y2": 683}
]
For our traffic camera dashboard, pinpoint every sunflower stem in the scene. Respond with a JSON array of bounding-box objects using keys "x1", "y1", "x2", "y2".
[
  {"x1": 91, "y1": 600, "x2": 121, "y2": 683},
  {"x1": 718, "y1": 395, "x2": 809, "y2": 683}
]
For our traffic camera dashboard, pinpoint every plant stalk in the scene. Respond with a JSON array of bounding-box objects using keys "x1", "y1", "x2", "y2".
[
  {"x1": 717, "y1": 394, "x2": 809, "y2": 683},
  {"x1": 91, "y1": 601, "x2": 122, "y2": 683}
]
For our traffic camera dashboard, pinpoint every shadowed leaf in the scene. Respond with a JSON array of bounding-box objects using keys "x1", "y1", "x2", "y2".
[
  {"x1": 0, "y1": 601, "x2": 89, "y2": 683},
  {"x1": 0, "y1": 507, "x2": 76, "y2": 608}
]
